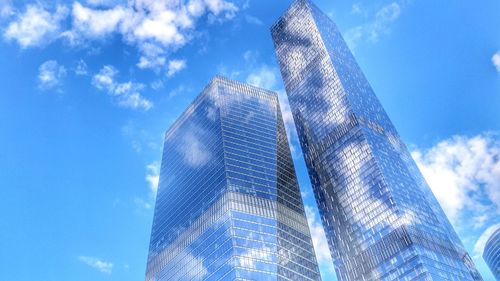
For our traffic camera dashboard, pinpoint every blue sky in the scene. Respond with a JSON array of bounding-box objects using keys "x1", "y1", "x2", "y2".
[{"x1": 0, "y1": 0, "x2": 499, "y2": 280}]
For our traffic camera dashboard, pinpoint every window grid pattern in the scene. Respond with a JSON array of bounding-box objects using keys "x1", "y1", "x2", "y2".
[
  {"x1": 145, "y1": 76, "x2": 320, "y2": 281},
  {"x1": 483, "y1": 227, "x2": 500, "y2": 280},
  {"x1": 271, "y1": 1, "x2": 482, "y2": 280}
]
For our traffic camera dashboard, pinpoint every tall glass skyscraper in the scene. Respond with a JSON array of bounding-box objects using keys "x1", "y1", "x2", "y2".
[
  {"x1": 144, "y1": 76, "x2": 321, "y2": 281},
  {"x1": 271, "y1": 0, "x2": 482, "y2": 280},
  {"x1": 483, "y1": 227, "x2": 500, "y2": 280}
]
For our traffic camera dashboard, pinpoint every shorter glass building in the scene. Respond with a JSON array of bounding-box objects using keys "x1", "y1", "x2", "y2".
[
  {"x1": 144, "y1": 76, "x2": 321, "y2": 281},
  {"x1": 484, "y1": 227, "x2": 500, "y2": 280}
]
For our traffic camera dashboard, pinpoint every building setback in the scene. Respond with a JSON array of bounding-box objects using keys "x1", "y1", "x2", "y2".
[
  {"x1": 483, "y1": 227, "x2": 500, "y2": 280},
  {"x1": 271, "y1": 0, "x2": 482, "y2": 280},
  {"x1": 144, "y1": 76, "x2": 321, "y2": 281}
]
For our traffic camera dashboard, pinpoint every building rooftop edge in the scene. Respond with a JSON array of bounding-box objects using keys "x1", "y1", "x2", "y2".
[
  {"x1": 164, "y1": 75, "x2": 278, "y2": 140},
  {"x1": 483, "y1": 226, "x2": 500, "y2": 256},
  {"x1": 211, "y1": 75, "x2": 277, "y2": 96},
  {"x1": 270, "y1": 0, "x2": 311, "y2": 31}
]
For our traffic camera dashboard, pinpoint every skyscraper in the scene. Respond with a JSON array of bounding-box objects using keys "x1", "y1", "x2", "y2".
[
  {"x1": 483, "y1": 227, "x2": 500, "y2": 280},
  {"x1": 271, "y1": 0, "x2": 482, "y2": 280},
  {"x1": 144, "y1": 76, "x2": 321, "y2": 281}
]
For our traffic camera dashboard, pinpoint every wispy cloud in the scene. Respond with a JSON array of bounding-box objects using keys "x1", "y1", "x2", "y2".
[
  {"x1": 216, "y1": 63, "x2": 240, "y2": 79},
  {"x1": 121, "y1": 121, "x2": 162, "y2": 153},
  {"x1": 168, "y1": 84, "x2": 191, "y2": 99},
  {"x1": 167, "y1": 59, "x2": 186, "y2": 77},
  {"x1": 245, "y1": 15, "x2": 263, "y2": 25},
  {"x1": 74, "y1": 59, "x2": 88, "y2": 75},
  {"x1": 92, "y1": 65, "x2": 152, "y2": 110},
  {"x1": 492, "y1": 51, "x2": 500, "y2": 72},
  {"x1": 4, "y1": 4, "x2": 68, "y2": 48},
  {"x1": 38, "y1": 60, "x2": 67, "y2": 90},
  {"x1": 350, "y1": 3, "x2": 365, "y2": 16},
  {"x1": 78, "y1": 256, "x2": 113, "y2": 274},
  {"x1": 134, "y1": 197, "x2": 152, "y2": 209},
  {"x1": 151, "y1": 79, "x2": 164, "y2": 91},
  {"x1": 369, "y1": 2, "x2": 401, "y2": 40},
  {"x1": 243, "y1": 50, "x2": 259, "y2": 63},
  {"x1": 345, "y1": 1, "x2": 403, "y2": 49}
]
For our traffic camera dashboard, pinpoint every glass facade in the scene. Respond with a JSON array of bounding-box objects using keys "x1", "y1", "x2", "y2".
[
  {"x1": 144, "y1": 76, "x2": 321, "y2": 281},
  {"x1": 271, "y1": 0, "x2": 482, "y2": 280},
  {"x1": 483, "y1": 227, "x2": 500, "y2": 280}
]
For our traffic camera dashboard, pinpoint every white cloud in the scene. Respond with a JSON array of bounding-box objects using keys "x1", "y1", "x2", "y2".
[
  {"x1": 134, "y1": 42, "x2": 168, "y2": 71},
  {"x1": 345, "y1": 1, "x2": 402, "y2": 49},
  {"x1": 118, "y1": 92, "x2": 153, "y2": 110},
  {"x1": 78, "y1": 256, "x2": 113, "y2": 274},
  {"x1": 187, "y1": 0, "x2": 205, "y2": 17},
  {"x1": 204, "y1": 0, "x2": 237, "y2": 16},
  {"x1": 5, "y1": 0, "x2": 238, "y2": 75},
  {"x1": 167, "y1": 59, "x2": 187, "y2": 77},
  {"x1": 137, "y1": 56, "x2": 166, "y2": 70},
  {"x1": 38, "y1": 60, "x2": 67, "y2": 90},
  {"x1": 92, "y1": 65, "x2": 116, "y2": 91},
  {"x1": 130, "y1": 9, "x2": 188, "y2": 46},
  {"x1": 92, "y1": 65, "x2": 152, "y2": 110},
  {"x1": 0, "y1": 0, "x2": 14, "y2": 18},
  {"x1": 245, "y1": 65, "x2": 277, "y2": 90},
  {"x1": 145, "y1": 162, "x2": 160, "y2": 194},
  {"x1": 71, "y1": 2, "x2": 126, "y2": 38},
  {"x1": 412, "y1": 134, "x2": 500, "y2": 224},
  {"x1": 4, "y1": 5, "x2": 68, "y2": 48},
  {"x1": 65, "y1": 0, "x2": 237, "y2": 68},
  {"x1": 492, "y1": 51, "x2": 500, "y2": 72},
  {"x1": 74, "y1": 59, "x2": 88, "y2": 75},
  {"x1": 304, "y1": 205, "x2": 335, "y2": 276},
  {"x1": 473, "y1": 223, "x2": 500, "y2": 257},
  {"x1": 136, "y1": 155, "x2": 161, "y2": 211}
]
